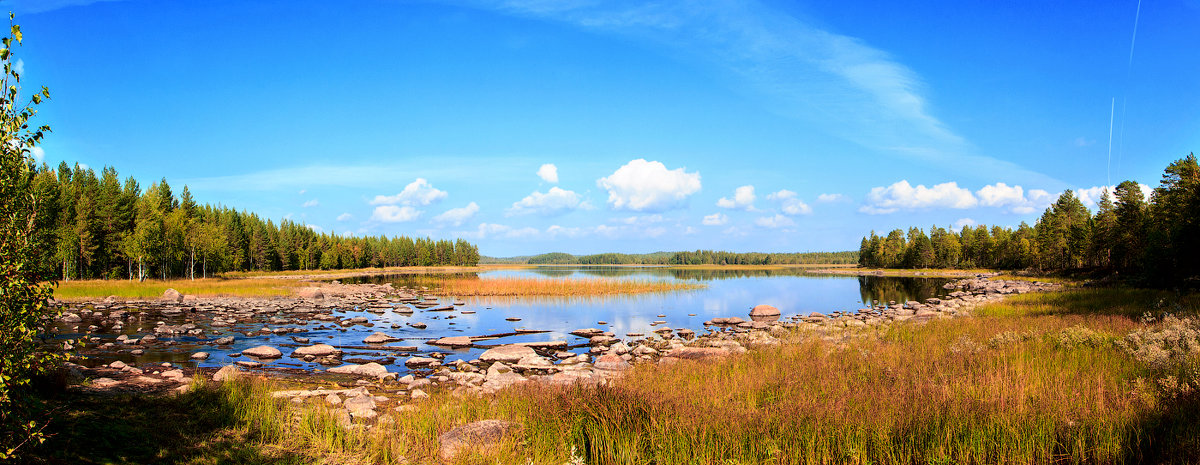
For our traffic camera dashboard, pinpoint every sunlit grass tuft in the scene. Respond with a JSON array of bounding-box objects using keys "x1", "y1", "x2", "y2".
[{"x1": 51, "y1": 278, "x2": 302, "y2": 300}]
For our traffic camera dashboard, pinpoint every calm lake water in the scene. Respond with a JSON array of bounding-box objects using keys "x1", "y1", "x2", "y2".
[{"x1": 69, "y1": 267, "x2": 952, "y2": 374}]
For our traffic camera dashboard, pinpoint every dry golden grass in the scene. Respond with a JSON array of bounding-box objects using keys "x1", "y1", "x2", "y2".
[
  {"x1": 413, "y1": 276, "x2": 702, "y2": 296},
  {"x1": 51, "y1": 278, "x2": 302, "y2": 300}
]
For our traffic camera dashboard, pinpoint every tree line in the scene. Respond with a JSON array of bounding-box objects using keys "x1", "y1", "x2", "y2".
[
  {"x1": 858, "y1": 154, "x2": 1200, "y2": 286},
  {"x1": 29, "y1": 162, "x2": 481, "y2": 280},
  {"x1": 523, "y1": 250, "x2": 859, "y2": 265}
]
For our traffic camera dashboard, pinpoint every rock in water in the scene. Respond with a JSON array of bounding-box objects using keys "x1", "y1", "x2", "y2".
[
  {"x1": 292, "y1": 344, "x2": 341, "y2": 358},
  {"x1": 429, "y1": 336, "x2": 473, "y2": 348},
  {"x1": 243, "y1": 345, "x2": 282, "y2": 359},
  {"x1": 363, "y1": 332, "x2": 401, "y2": 344},
  {"x1": 749, "y1": 304, "x2": 781, "y2": 317},
  {"x1": 328, "y1": 362, "x2": 390, "y2": 378},
  {"x1": 479, "y1": 344, "x2": 537, "y2": 363},
  {"x1": 439, "y1": 420, "x2": 523, "y2": 460}
]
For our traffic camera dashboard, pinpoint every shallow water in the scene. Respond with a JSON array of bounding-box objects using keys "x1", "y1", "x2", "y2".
[{"x1": 57, "y1": 267, "x2": 952, "y2": 375}]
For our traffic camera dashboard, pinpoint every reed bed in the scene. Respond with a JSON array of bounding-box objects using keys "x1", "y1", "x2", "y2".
[
  {"x1": 51, "y1": 278, "x2": 301, "y2": 300},
  {"x1": 415, "y1": 276, "x2": 703, "y2": 297}
]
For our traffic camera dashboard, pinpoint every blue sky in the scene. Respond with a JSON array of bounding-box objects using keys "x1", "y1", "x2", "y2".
[{"x1": 13, "y1": 0, "x2": 1200, "y2": 256}]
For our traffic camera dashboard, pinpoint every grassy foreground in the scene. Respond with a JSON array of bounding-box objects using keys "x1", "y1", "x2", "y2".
[{"x1": 30, "y1": 286, "x2": 1200, "y2": 464}]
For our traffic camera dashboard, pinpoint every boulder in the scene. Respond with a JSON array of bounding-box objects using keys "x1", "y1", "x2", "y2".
[
  {"x1": 213, "y1": 336, "x2": 235, "y2": 346},
  {"x1": 328, "y1": 362, "x2": 389, "y2": 378},
  {"x1": 438, "y1": 420, "x2": 523, "y2": 461},
  {"x1": 292, "y1": 344, "x2": 341, "y2": 358},
  {"x1": 363, "y1": 332, "x2": 401, "y2": 344},
  {"x1": 664, "y1": 347, "x2": 732, "y2": 360},
  {"x1": 749, "y1": 304, "x2": 781, "y2": 317},
  {"x1": 190, "y1": 352, "x2": 210, "y2": 360},
  {"x1": 479, "y1": 344, "x2": 537, "y2": 363},
  {"x1": 343, "y1": 394, "x2": 377, "y2": 419},
  {"x1": 483, "y1": 362, "x2": 526, "y2": 390},
  {"x1": 404, "y1": 357, "x2": 439, "y2": 368},
  {"x1": 212, "y1": 364, "x2": 242, "y2": 382},
  {"x1": 593, "y1": 354, "x2": 631, "y2": 371},
  {"x1": 428, "y1": 336, "x2": 473, "y2": 348},
  {"x1": 298, "y1": 287, "x2": 325, "y2": 299},
  {"x1": 161, "y1": 288, "x2": 184, "y2": 303},
  {"x1": 243, "y1": 345, "x2": 282, "y2": 359}
]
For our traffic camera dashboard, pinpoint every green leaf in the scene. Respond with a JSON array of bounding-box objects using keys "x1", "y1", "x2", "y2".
[{"x1": 11, "y1": 24, "x2": 21, "y2": 43}]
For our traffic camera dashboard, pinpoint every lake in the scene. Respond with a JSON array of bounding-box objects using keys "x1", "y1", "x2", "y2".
[{"x1": 64, "y1": 267, "x2": 952, "y2": 374}]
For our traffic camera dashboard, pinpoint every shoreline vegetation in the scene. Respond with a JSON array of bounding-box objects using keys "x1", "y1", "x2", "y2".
[
  {"x1": 410, "y1": 276, "x2": 703, "y2": 297},
  {"x1": 27, "y1": 276, "x2": 1200, "y2": 463}
]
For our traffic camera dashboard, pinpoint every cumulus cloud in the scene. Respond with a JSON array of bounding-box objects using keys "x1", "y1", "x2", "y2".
[
  {"x1": 596, "y1": 159, "x2": 701, "y2": 212},
  {"x1": 716, "y1": 185, "x2": 756, "y2": 210},
  {"x1": 702, "y1": 213, "x2": 728, "y2": 226},
  {"x1": 817, "y1": 193, "x2": 846, "y2": 203},
  {"x1": 1076, "y1": 184, "x2": 1152, "y2": 209},
  {"x1": 755, "y1": 214, "x2": 796, "y2": 228},
  {"x1": 305, "y1": 224, "x2": 323, "y2": 233},
  {"x1": 30, "y1": 146, "x2": 44, "y2": 164},
  {"x1": 508, "y1": 187, "x2": 587, "y2": 216},
  {"x1": 434, "y1": 202, "x2": 480, "y2": 226},
  {"x1": 370, "y1": 178, "x2": 447, "y2": 206},
  {"x1": 954, "y1": 218, "x2": 977, "y2": 229},
  {"x1": 336, "y1": 213, "x2": 352, "y2": 222},
  {"x1": 370, "y1": 205, "x2": 421, "y2": 223},
  {"x1": 302, "y1": 199, "x2": 319, "y2": 208},
  {"x1": 537, "y1": 163, "x2": 559, "y2": 183},
  {"x1": 767, "y1": 189, "x2": 812, "y2": 215},
  {"x1": 859, "y1": 180, "x2": 978, "y2": 214}
]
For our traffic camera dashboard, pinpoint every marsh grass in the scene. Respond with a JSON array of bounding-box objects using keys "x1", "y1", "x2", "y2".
[
  {"x1": 413, "y1": 276, "x2": 703, "y2": 297},
  {"x1": 51, "y1": 278, "x2": 302, "y2": 300}
]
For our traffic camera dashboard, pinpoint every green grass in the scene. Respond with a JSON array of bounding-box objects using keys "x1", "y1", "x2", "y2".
[{"x1": 51, "y1": 278, "x2": 302, "y2": 300}]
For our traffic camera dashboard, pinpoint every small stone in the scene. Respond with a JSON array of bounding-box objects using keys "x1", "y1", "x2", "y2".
[{"x1": 363, "y1": 332, "x2": 401, "y2": 344}]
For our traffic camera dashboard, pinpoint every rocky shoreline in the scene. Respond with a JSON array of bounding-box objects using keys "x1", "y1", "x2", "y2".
[{"x1": 56, "y1": 275, "x2": 1059, "y2": 399}]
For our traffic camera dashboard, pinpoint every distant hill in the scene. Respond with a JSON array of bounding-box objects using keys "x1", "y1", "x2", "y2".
[{"x1": 480, "y1": 250, "x2": 858, "y2": 265}]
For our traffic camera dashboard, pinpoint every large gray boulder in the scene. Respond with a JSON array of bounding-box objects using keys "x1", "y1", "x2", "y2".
[
  {"x1": 479, "y1": 344, "x2": 537, "y2": 363},
  {"x1": 328, "y1": 362, "x2": 389, "y2": 378},
  {"x1": 161, "y1": 288, "x2": 184, "y2": 303},
  {"x1": 292, "y1": 344, "x2": 341, "y2": 358},
  {"x1": 439, "y1": 420, "x2": 523, "y2": 460},
  {"x1": 363, "y1": 332, "x2": 401, "y2": 344},
  {"x1": 243, "y1": 345, "x2": 282, "y2": 359}
]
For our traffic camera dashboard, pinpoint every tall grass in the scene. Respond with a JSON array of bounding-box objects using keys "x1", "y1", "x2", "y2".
[
  {"x1": 51, "y1": 278, "x2": 301, "y2": 300},
  {"x1": 414, "y1": 276, "x2": 702, "y2": 297}
]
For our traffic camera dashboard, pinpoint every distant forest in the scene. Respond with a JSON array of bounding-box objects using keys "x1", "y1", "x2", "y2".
[
  {"x1": 30, "y1": 162, "x2": 481, "y2": 280},
  {"x1": 501, "y1": 250, "x2": 859, "y2": 265},
  {"x1": 859, "y1": 154, "x2": 1199, "y2": 287}
]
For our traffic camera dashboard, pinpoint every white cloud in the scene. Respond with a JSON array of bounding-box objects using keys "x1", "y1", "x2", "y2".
[
  {"x1": 755, "y1": 214, "x2": 796, "y2": 228},
  {"x1": 1074, "y1": 137, "x2": 1094, "y2": 147},
  {"x1": 370, "y1": 178, "x2": 447, "y2": 206},
  {"x1": 13, "y1": 59, "x2": 23, "y2": 76},
  {"x1": 859, "y1": 180, "x2": 978, "y2": 214},
  {"x1": 341, "y1": 231, "x2": 355, "y2": 238},
  {"x1": 305, "y1": 224, "x2": 323, "y2": 233},
  {"x1": 702, "y1": 213, "x2": 728, "y2": 226},
  {"x1": 954, "y1": 218, "x2": 977, "y2": 229},
  {"x1": 508, "y1": 187, "x2": 586, "y2": 216},
  {"x1": 434, "y1": 202, "x2": 480, "y2": 226},
  {"x1": 466, "y1": 223, "x2": 540, "y2": 240},
  {"x1": 1076, "y1": 184, "x2": 1152, "y2": 209},
  {"x1": 716, "y1": 185, "x2": 756, "y2": 210},
  {"x1": 370, "y1": 205, "x2": 421, "y2": 223},
  {"x1": 78, "y1": 163, "x2": 90, "y2": 171},
  {"x1": 615, "y1": 214, "x2": 664, "y2": 225},
  {"x1": 817, "y1": 193, "x2": 846, "y2": 202},
  {"x1": 537, "y1": 163, "x2": 559, "y2": 183},
  {"x1": 336, "y1": 213, "x2": 352, "y2": 222},
  {"x1": 767, "y1": 189, "x2": 812, "y2": 215},
  {"x1": 596, "y1": 159, "x2": 701, "y2": 212},
  {"x1": 30, "y1": 146, "x2": 44, "y2": 164},
  {"x1": 298, "y1": 189, "x2": 307, "y2": 195},
  {"x1": 302, "y1": 199, "x2": 319, "y2": 208},
  {"x1": 546, "y1": 225, "x2": 584, "y2": 238}
]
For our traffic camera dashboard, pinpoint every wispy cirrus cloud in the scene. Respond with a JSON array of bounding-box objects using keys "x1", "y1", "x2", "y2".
[
  {"x1": 464, "y1": 0, "x2": 1061, "y2": 187},
  {"x1": 8, "y1": 0, "x2": 127, "y2": 14}
]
